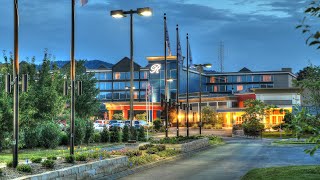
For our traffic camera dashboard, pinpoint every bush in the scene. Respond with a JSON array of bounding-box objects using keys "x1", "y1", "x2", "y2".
[
  {"x1": 39, "y1": 122, "x2": 60, "y2": 149},
  {"x1": 139, "y1": 144, "x2": 154, "y2": 150},
  {"x1": 130, "y1": 127, "x2": 137, "y2": 141},
  {"x1": 17, "y1": 164, "x2": 32, "y2": 173},
  {"x1": 110, "y1": 126, "x2": 120, "y2": 143},
  {"x1": 156, "y1": 149, "x2": 180, "y2": 157},
  {"x1": 203, "y1": 124, "x2": 213, "y2": 129},
  {"x1": 122, "y1": 125, "x2": 130, "y2": 142},
  {"x1": 100, "y1": 128, "x2": 110, "y2": 143},
  {"x1": 59, "y1": 132, "x2": 69, "y2": 146},
  {"x1": 214, "y1": 124, "x2": 222, "y2": 129},
  {"x1": 65, "y1": 155, "x2": 75, "y2": 163},
  {"x1": 75, "y1": 154, "x2": 87, "y2": 161},
  {"x1": 125, "y1": 150, "x2": 142, "y2": 158},
  {"x1": 242, "y1": 120, "x2": 264, "y2": 137},
  {"x1": 146, "y1": 147, "x2": 159, "y2": 154},
  {"x1": 6, "y1": 160, "x2": 13, "y2": 168},
  {"x1": 67, "y1": 118, "x2": 86, "y2": 145},
  {"x1": 84, "y1": 119, "x2": 94, "y2": 144},
  {"x1": 47, "y1": 155, "x2": 57, "y2": 160},
  {"x1": 0, "y1": 168, "x2": 2, "y2": 176},
  {"x1": 23, "y1": 126, "x2": 41, "y2": 149},
  {"x1": 30, "y1": 157, "x2": 42, "y2": 163},
  {"x1": 129, "y1": 154, "x2": 157, "y2": 166},
  {"x1": 41, "y1": 159, "x2": 55, "y2": 168},
  {"x1": 191, "y1": 123, "x2": 198, "y2": 129},
  {"x1": 138, "y1": 126, "x2": 146, "y2": 141},
  {"x1": 92, "y1": 132, "x2": 101, "y2": 143},
  {"x1": 153, "y1": 119, "x2": 162, "y2": 132},
  {"x1": 155, "y1": 144, "x2": 166, "y2": 151}
]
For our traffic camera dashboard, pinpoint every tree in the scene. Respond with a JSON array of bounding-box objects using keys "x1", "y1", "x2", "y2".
[
  {"x1": 201, "y1": 106, "x2": 218, "y2": 125},
  {"x1": 296, "y1": 0, "x2": 320, "y2": 49},
  {"x1": 112, "y1": 113, "x2": 124, "y2": 120},
  {"x1": 136, "y1": 112, "x2": 147, "y2": 120}
]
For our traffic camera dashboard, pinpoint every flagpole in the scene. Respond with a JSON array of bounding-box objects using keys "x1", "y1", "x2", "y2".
[
  {"x1": 13, "y1": 0, "x2": 19, "y2": 168},
  {"x1": 164, "y1": 13, "x2": 169, "y2": 138},
  {"x1": 186, "y1": 33, "x2": 189, "y2": 137},
  {"x1": 70, "y1": 0, "x2": 76, "y2": 155},
  {"x1": 176, "y1": 24, "x2": 180, "y2": 137}
]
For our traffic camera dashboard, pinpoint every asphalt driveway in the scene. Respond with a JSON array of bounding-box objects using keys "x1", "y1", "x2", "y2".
[{"x1": 120, "y1": 138, "x2": 320, "y2": 180}]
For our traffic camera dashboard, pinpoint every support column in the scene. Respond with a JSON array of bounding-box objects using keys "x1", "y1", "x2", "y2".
[
  {"x1": 123, "y1": 109, "x2": 128, "y2": 119},
  {"x1": 108, "y1": 110, "x2": 114, "y2": 120},
  {"x1": 152, "y1": 110, "x2": 157, "y2": 121}
]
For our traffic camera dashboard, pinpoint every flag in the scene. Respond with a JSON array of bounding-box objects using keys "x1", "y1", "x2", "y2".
[
  {"x1": 177, "y1": 27, "x2": 183, "y2": 64},
  {"x1": 80, "y1": 0, "x2": 88, "y2": 6},
  {"x1": 188, "y1": 41, "x2": 193, "y2": 68},
  {"x1": 165, "y1": 20, "x2": 172, "y2": 56}
]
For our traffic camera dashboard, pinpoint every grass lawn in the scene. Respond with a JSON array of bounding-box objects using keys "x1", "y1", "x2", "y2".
[
  {"x1": 262, "y1": 131, "x2": 294, "y2": 139},
  {"x1": 242, "y1": 166, "x2": 320, "y2": 180},
  {"x1": 0, "y1": 143, "x2": 121, "y2": 163}
]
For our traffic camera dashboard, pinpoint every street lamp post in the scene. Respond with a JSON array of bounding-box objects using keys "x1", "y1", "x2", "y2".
[
  {"x1": 111, "y1": 7, "x2": 152, "y2": 127},
  {"x1": 194, "y1": 64, "x2": 212, "y2": 135}
]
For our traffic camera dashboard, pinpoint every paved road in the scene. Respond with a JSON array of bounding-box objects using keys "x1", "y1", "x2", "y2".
[{"x1": 120, "y1": 138, "x2": 320, "y2": 180}]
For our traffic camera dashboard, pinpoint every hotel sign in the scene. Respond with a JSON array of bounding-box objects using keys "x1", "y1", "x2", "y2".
[{"x1": 150, "y1": 64, "x2": 161, "y2": 74}]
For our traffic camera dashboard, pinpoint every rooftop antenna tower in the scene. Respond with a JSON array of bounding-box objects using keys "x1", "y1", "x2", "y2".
[{"x1": 218, "y1": 41, "x2": 224, "y2": 72}]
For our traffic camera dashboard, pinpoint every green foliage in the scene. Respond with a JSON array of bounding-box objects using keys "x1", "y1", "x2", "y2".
[
  {"x1": 146, "y1": 147, "x2": 159, "y2": 154},
  {"x1": 17, "y1": 164, "x2": 32, "y2": 173},
  {"x1": 64, "y1": 155, "x2": 75, "y2": 163},
  {"x1": 208, "y1": 135, "x2": 224, "y2": 145},
  {"x1": 125, "y1": 150, "x2": 142, "y2": 158},
  {"x1": 30, "y1": 157, "x2": 42, "y2": 163},
  {"x1": 112, "y1": 113, "x2": 124, "y2": 120},
  {"x1": 129, "y1": 154, "x2": 157, "y2": 167},
  {"x1": 67, "y1": 118, "x2": 86, "y2": 145},
  {"x1": 23, "y1": 125, "x2": 41, "y2": 149},
  {"x1": 0, "y1": 168, "x2": 2, "y2": 176},
  {"x1": 139, "y1": 144, "x2": 154, "y2": 150},
  {"x1": 0, "y1": 91, "x2": 13, "y2": 151},
  {"x1": 59, "y1": 132, "x2": 69, "y2": 146},
  {"x1": 152, "y1": 136, "x2": 201, "y2": 144},
  {"x1": 203, "y1": 124, "x2": 213, "y2": 129},
  {"x1": 41, "y1": 159, "x2": 55, "y2": 168},
  {"x1": 47, "y1": 155, "x2": 57, "y2": 160},
  {"x1": 84, "y1": 119, "x2": 94, "y2": 144},
  {"x1": 202, "y1": 106, "x2": 219, "y2": 125},
  {"x1": 110, "y1": 126, "x2": 120, "y2": 143},
  {"x1": 153, "y1": 119, "x2": 162, "y2": 132},
  {"x1": 6, "y1": 160, "x2": 13, "y2": 168},
  {"x1": 137, "y1": 126, "x2": 146, "y2": 141},
  {"x1": 242, "y1": 120, "x2": 264, "y2": 137},
  {"x1": 100, "y1": 128, "x2": 110, "y2": 143},
  {"x1": 130, "y1": 126, "x2": 137, "y2": 141},
  {"x1": 75, "y1": 154, "x2": 88, "y2": 161},
  {"x1": 92, "y1": 132, "x2": 101, "y2": 143},
  {"x1": 136, "y1": 113, "x2": 147, "y2": 120},
  {"x1": 122, "y1": 125, "x2": 130, "y2": 142},
  {"x1": 155, "y1": 145, "x2": 166, "y2": 151},
  {"x1": 156, "y1": 149, "x2": 180, "y2": 157},
  {"x1": 40, "y1": 122, "x2": 60, "y2": 149}
]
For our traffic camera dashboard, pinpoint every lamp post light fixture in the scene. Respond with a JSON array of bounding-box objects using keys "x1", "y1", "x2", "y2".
[
  {"x1": 110, "y1": 7, "x2": 152, "y2": 127},
  {"x1": 194, "y1": 63, "x2": 212, "y2": 135}
]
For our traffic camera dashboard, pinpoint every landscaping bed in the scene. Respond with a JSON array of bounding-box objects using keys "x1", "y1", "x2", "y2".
[{"x1": 241, "y1": 165, "x2": 320, "y2": 180}]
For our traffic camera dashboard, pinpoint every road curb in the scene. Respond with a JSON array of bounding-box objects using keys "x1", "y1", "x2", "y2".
[{"x1": 100, "y1": 145, "x2": 213, "y2": 180}]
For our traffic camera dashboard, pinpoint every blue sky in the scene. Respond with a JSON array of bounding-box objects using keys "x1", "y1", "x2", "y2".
[{"x1": 0, "y1": 0, "x2": 319, "y2": 73}]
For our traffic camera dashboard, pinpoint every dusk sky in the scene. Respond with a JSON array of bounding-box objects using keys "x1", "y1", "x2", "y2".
[{"x1": 0, "y1": 0, "x2": 319, "y2": 73}]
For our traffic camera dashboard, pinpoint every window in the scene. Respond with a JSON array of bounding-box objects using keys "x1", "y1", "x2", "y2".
[
  {"x1": 95, "y1": 73, "x2": 99, "y2": 80},
  {"x1": 236, "y1": 117, "x2": 243, "y2": 124},
  {"x1": 140, "y1": 71, "x2": 148, "y2": 79},
  {"x1": 262, "y1": 75, "x2": 272, "y2": 82},
  {"x1": 253, "y1": 75, "x2": 261, "y2": 82},
  {"x1": 114, "y1": 72, "x2": 121, "y2": 80},
  {"x1": 133, "y1": 92, "x2": 138, "y2": 99},
  {"x1": 272, "y1": 116, "x2": 277, "y2": 124},
  {"x1": 99, "y1": 73, "x2": 105, "y2": 80},
  {"x1": 237, "y1": 85, "x2": 243, "y2": 91},
  {"x1": 210, "y1": 77, "x2": 215, "y2": 83},
  {"x1": 237, "y1": 76, "x2": 241, "y2": 82},
  {"x1": 209, "y1": 102, "x2": 217, "y2": 107},
  {"x1": 213, "y1": 86, "x2": 218, "y2": 92},
  {"x1": 218, "y1": 102, "x2": 227, "y2": 108},
  {"x1": 219, "y1": 85, "x2": 226, "y2": 92}
]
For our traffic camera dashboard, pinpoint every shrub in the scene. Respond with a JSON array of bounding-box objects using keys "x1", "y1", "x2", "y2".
[
  {"x1": 110, "y1": 126, "x2": 120, "y2": 143},
  {"x1": 66, "y1": 118, "x2": 86, "y2": 145},
  {"x1": 100, "y1": 128, "x2": 110, "y2": 143},
  {"x1": 6, "y1": 160, "x2": 13, "y2": 168},
  {"x1": 17, "y1": 164, "x2": 32, "y2": 173},
  {"x1": 232, "y1": 124, "x2": 243, "y2": 133},
  {"x1": 130, "y1": 127, "x2": 137, "y2": 141},
  {"x1": 125, "y1": 150, "x2": 142, "y2": 158},
  {"x1": 0, "y1": 168, "x2": 2, "y2": 176},
  {"x1": 59, "y1": 132, "x2": 69, "y2": 145},
  {"x1": 129, "y1": 154, "x2": 157, "y2": 166},
  {"x1": 203, "y1": 124, "x2": 213, "y2": 129},
  {"x1": 47, "y1": 155, "x2": 57, "y2": 160},
  {"x1": 191, "y1": 123, "x2": 198, "y2": 129},
  {"x1": 156, "y1": 149, "x2": 180, "y2": 157},
  {"x1": 242, "y1": 120, "x2": 264, "y2": 137},
  {"x1": 41, "y1": 159, "x2": 55, "y2": 168},
  {"x1": 138, "y1": 126, "x2": 146, "y2": 141},
  {"x1": 214, "y1": 124, "x2": 222, "y2": 129},
  {"x1": 84, "y1": 119, "x2": 94, "y2": 144},
  {"x1": 138, "y1": 144, "x2": 154, "y2": 150},
  {"x1": 75, "y1": 154, "x2": 88, "y2": 161},
  {"x1": 30, "y1": 157, "x2": 42, "y2": 163},
  {"x1": 146, "y1": 147, "x2": 159, "y2": 154},
  {"x1": 153, "y1": 119, "x2": 162, "y2": 132},
  {"x1": 155, "y1": 144, "x2": 166, "y2": 151},
  {"x1": 92, "y1": 132, "x2": 101, "y2": 143},
  {"x1": 23, "y1": 126, "x2": 41, "y2": 149},
  {"x1": 39, "y1": 122, "x2": 60, "y2": 149},
  {"x1": 65, "y1": 155, "x2": 75, "y2": 163},
  {"x1": 122, "y1": 125, "x2": 130, "y2": 142}
]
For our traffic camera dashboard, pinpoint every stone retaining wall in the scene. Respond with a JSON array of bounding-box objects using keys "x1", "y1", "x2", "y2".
[
  {"x1": 180, "y1": 138, "x2": 209, "y2": 153},
  {"x1": 15, "y1": 156, "x2": 128, "y2": 180}
]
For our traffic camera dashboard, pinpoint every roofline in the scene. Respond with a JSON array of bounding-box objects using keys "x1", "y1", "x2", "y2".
[{"x1": 206, "y1": 71, "x2": 296, "y2": 78}]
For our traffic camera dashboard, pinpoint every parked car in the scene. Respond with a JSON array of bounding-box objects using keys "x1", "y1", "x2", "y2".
[
  {"x1": 110, "y1": 121, "x2": 125, "y2": 129},
  {"x1": 94, "y1": 123, "x2": 109, "y2": 132},
  {"x1": 134, "y1": 120, "x2": 149, "y2": 128},
  {"x1": 94, "y1": 120, "x2": 107, "y2": 127},
  {"x1": 124, "y1": 120, "x2": 131, "y2": 127},
  {"x1": 108, "y1": 120, "x2": 119, "y2": 125}
]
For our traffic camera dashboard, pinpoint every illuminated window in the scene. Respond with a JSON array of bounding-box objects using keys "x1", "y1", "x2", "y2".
[
  {"x1": 237, "y1": 85, "x2": 243, "y2": 91},
  {"x1": 114, "y1": 72, "x2": 120, "y2": 79},
  {"x1": 133, "y1": 92, "x2": 138, "y2": 99},
  {"x1": 210, "y1": 77, "x2": 215, "y2": 83},
  {"x1": 272, "y1": 116, "x2": 277, "y2": 124},
  {"x1": 236, "y1": 117, "x2": 243, "y2": 124},
  {"x1": 262, "y1": 75, "x2": 272, "y2": 82},
  {"x1": 214, "y1": 86, "x2": 218, "y2": 92},
  {"x1": 278, "y1": 116, "x2": 284, "y2": 124}
]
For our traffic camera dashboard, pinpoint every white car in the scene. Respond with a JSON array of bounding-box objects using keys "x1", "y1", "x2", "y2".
[{"x1": 94, "y1": 124, "x2": 109, "y2": 132}]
